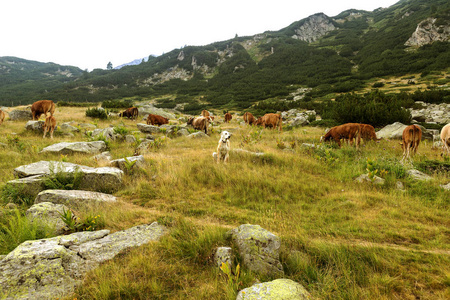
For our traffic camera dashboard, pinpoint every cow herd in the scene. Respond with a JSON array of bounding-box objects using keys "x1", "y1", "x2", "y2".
[{"x1": 0, "y1": 102, "x2": 449, "y2": 161}]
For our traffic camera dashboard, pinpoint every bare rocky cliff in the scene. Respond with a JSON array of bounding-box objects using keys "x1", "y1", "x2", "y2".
[
  {"x1": 291, "y1": 13, "x2": 337, "y2": 43},
  {"x1": 405, "y1": 17, "x2": 450, "y2": 47}
]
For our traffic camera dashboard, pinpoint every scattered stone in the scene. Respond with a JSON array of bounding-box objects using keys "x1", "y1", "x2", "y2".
[
  {"x1": 9, "y1": 109, "x2": 32, "y2": 121},
  {"x1": 59, "y1": 123, "x2": 80, "y2": 133},
  {"x1": 0, "y1": 222, "x2": 167, "y2": 300},
  {"x1": 40, "y1": 141, "x2": 107, "y2": 155},
  {"x1": 5, "y1": 203, "x2": 18, "y2": 210},
  {"x1": 93, "y1": 151, "x2": 113, "y2": 165},
  {"x1": 90, "y1": 128, "x2": 117, "y2": 141},
  {"x1": 440, "y1": 182, "x2": 450, "y2": 191},
  {"x1": 236, "y1": 279, "x2": 311, "y2": 300},
  {"x1": 396, "y1": 181, "x2": 405, "y2": 191},
  {"x1": 406, "y1": 169, "x2": 433, "y2": 181},
  {"x1": 25, "y1": 120, "x2": 45, "y2": 132},
  {"x1": 227, "y1": 224, "x2": 284, "y2": 276},
  {"x1": 137, "y1": 123, "x2": 163, "y2": 134},
  {"x1": 26, "y1": 202, "x2": 70, "y2": 234},
  {"x1": 355, "y1": 174, "x2": 385, "y2": 185},
  {"x1": 4, "y1": 174, "x2": 46, "y2": 199},
  {"x1": 14, "y1": 161, "x2": 123, "y2": 194},
  {"x1": 110, "y1": 155, "x2": 145, "y2": 172},
  {"x1": 376, "y1": 122, "x2": 407, "y2": 139},
  {"x1": 125, "y1": 134, "x2": 137, "y2": 143},
  {"x1": 34, "y1": 190, "x2": 117, "y2": 208},
  {"x1": 187, "y1": 132, "x2": 209, "y2": 139},
  {"x1": 214, "y1": 247, "x2": 233, "y2": 268},
  {"x1": 232, "y1": 149, "x2": 265, "y2": 156}
]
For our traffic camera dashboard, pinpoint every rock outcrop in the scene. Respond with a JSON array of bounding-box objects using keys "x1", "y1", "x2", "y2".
[
  {"x1": 110, "y1": 155, "x2": 145, "y2": 172},
  {"x1": 26, "y1": 202, "x2": 69, "y2": 234},
  {"x1": 13, "y1": 161, "x2": 123, "y2": 194},
  {"x1": 8, "y1": 109, "x2": 32, "y2": 121},
  {"x1": 292, "y1": 13, "x2": 336, "y2": 43},
  {"x1": 236, "y1": 279, "x2": 311, "y2": 300},
  {"x1": 34, "y1": 190, "x2": 117, "y2": 208},
  {"x1": 405, "y1": 18, "x2": 450, "y2": 47},
  {"x1": 0, "y1": 222, "x2": 167, "y2": 300},
  {"x1": 40, "y1": 141, "x2": 107, "y2": 155},
  {"x1": 227, "y1": 224, "x2": 284, "y2": 276}
]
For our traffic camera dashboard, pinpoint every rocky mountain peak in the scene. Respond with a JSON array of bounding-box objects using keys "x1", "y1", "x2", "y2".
[
  {"x1": 291, "y1": 13, "x2": 337, "y2": 43},
  {"x1": 405, "y1": 17, "x2": 450, "y2": 47}
]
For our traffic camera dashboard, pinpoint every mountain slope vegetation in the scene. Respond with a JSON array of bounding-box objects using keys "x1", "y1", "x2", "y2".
[{"x1": 0, "y1": 0, "x2": 448, "y2": 108}]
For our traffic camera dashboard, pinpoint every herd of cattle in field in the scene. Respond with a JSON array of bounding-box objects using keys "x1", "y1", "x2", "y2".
[{"x1": 0, "y1": 100, "x2": 449, "y2": 161}]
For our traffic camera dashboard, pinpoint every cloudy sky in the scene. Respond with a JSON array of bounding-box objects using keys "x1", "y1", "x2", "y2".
[{"x1": 1, "y1": 0, "x2": 399, "y2": 71}]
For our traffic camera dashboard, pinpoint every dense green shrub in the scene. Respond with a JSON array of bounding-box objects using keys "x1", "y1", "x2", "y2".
[
  {"x1": 86, "y1": 107, "x2": 108, "y2": 119},
  {"x1": 102, "y1": 99, "x2": 134, "y2": 109}
]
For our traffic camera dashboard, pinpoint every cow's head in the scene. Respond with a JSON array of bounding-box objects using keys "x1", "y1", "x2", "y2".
[{"x1": 187, "y1": 117, "x2": 194, "y2": 125}]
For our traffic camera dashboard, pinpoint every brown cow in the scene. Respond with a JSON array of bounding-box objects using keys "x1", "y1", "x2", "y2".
[
  {"x1": 224, "y1": 113, "x2": 232, "y2": 123},
  {"x1": 43, "y1": 115, "x2": 56, "y2": 139},
  {"x1": 360, "y1": 124, "x2": 379, "y2": 142},
  {"x1": 147, "y1": 114, "x2": 169, "y2": 126},
  {"x1": 201, "y1": 110, "x2": 214, "y2": 123},
  {"x1": 321, "y1": 123, "x2": 361, "y2": 148},
  {"x1": 0, "y1": 109, "x2": 5, "y2": 125},
  {"x1": 256, "y1": 113, "x2": 282, "y2": 131},
  {"x1": 440, "y1": 123, "x2": 450, "y2": 157},
  {"x1": 243, "y1": 112, "x2": 256, "y2": 125},
  {"x1": 402, "y1": 125, "x2": 422, "y2": 162},
  {"x1": 31, "y1": 100, "x2": 56, "y2": 120},
  {"x1": 119, "y1": 107, "x2": 139, "y2": 120},
  {"x1": 187, "y1": 116, "x2": 210, "y2": 134}
]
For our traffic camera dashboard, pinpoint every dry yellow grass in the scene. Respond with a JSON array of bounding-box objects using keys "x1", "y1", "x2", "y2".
[{"x1": 0, "y1": 106, "x2": 449, "y2": 299}]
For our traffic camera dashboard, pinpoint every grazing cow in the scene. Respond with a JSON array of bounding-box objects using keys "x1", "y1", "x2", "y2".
[
  {"x1": 224, "y1": 113, "x2": 232, "y2": 123},
  {"x1": 440, "y1": 123, "x2": 450, "y2": 157},
  {"x1": 256, "y1": 113, "x2": 282, "y2": 131},
  {"x1": 201, "y1": 110, "x2": 214, "y2": 123},
  {"x1": 0, "y1": 109, "x2": 5, "y2": 125},
  {"x1": 31, "y1": 100, "x2": 56, "y2": 120},
  {"x1": 401, "y1": 124, "x2": 422, "y2": 162},
  {"x1": 187, "y1": 116, "x2": 210, "y2": 134},
  {"x1": 43, "y1": 115, "x2": 56, "y2": 139},
  {"x1": 119, "y1": 107, "x2": 139, "y2": 120},
  {"x1": 243, "y1": 112, "x2": 256, "y2": 125},
  {"x1": 146, "y1": 114, "x2": 169, "y2": 126},
  {"x1": 321, "y1": 123, "x2": 361, "y2": 148},
  {"x1": 360, "y1": 124, "x2": 379, "y2": 142}
]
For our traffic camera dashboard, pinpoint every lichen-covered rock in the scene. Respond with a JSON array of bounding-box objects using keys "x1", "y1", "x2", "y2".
[
  {"x1": 59, "y1": 123, "x2": 80, "y2": 133},
  {"x1": 355, "y1": 174, "x2": 385, "y2": 185},
  {"x1": 214, "y1": 247, "x2": 232, "y2": 268},
  {"x1": 25, "y1": 120, "x2": 45, "y2": 132},
  {"x1": 228, "y1": 224, "x2": 284, "y2": 276},
  {"x1": 4, "y1": 174, "x2": 46, "y2": 199},
  {"x1": 26, "y1": 202, "x2": 70, "y2": 234},
  {"x1": 236, "y1": 279, "x2": 311, "y2": 300},
  {"x1": 14, "y1": 161, "x2": 123, "y2": 194},
  {"x1": 40, "y1": 141, "x2": 106, "y2": 155},
  {"x1": 34, "y1": 190, "x2": 117, "y2": 208},
  {"x1": 406, "y1": 169, "x2": 433, "y2": 181},
  {"x1": 110, "y1": 155, "x2": 145, "y2": 172},
  {"x1": 0, "y1": 222, "x2": 166, "y2": 300},
  {"x1": 9, "y1": 109, "x2": 32, "y2": 121},
  {"x1": 137, "y1": 123, "x2": 162, "y2": 134}
]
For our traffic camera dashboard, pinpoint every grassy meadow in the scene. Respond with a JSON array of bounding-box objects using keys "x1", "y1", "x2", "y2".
[{"x1": 0, "y1": 106, "x2": 449, "y2": 299}]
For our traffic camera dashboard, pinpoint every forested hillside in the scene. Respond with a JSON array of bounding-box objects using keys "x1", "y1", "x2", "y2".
[{"x1": 0, "y1": 0, "x2": 448, "y2": 109}]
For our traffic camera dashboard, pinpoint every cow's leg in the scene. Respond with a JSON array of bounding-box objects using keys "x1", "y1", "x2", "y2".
[
  {"x1": 224, "y1": 153, "x2": 229, "y2": 163},
  {"x1": 43, "y1": 128, "x2": 47, "y2": 138},
  {"x1": 50, "y1": 127, "x2": 54, "y2": 139}
]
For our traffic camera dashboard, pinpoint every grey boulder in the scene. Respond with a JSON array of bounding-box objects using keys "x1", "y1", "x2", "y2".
[
  {"x1": 236, "y1": 279, "x2": 311, "y2": 300},
  {"x1": 40, "y1": 141, "x2": 107, "y2": 155},
  {"x1": 35, "y1": 190, "x2": 117, "y2": 208}
]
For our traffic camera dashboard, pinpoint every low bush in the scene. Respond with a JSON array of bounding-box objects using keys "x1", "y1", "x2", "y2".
[{"x1": 86, "y1": 107, "x2": 108, "y2": 119}]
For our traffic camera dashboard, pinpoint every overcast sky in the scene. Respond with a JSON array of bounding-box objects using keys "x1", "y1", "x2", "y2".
[{"x1": 1, "y1": 0, "x2": 399, "y2": 71}]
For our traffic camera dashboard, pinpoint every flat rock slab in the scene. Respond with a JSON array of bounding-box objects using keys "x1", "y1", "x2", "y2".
[
  {"x1": 40, "y1": 141, "x2": 107, "y2": 155},
  {"x1": 137, "y1": 123, "x2": 162, "y2": 134},
  {"x1": 236, "y1": 279, "x2": 311, "y2": 300},
  {"x1": 4, "y1": 175, "x2": 46, "y2": 199},
  {"x1": 14, "y1": 161, "x2": 123, "y2": 194},
  {"x1": 35, "y1": 190, "x2": 117, "y2": 208},
  {"x1": 0, "y1": 222, "x2": 167, "y2": 300}
]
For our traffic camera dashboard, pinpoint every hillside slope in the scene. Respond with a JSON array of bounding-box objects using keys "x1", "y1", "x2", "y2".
[{"x1": 0, "y1": 0, "x2": 448, "y2": 108}]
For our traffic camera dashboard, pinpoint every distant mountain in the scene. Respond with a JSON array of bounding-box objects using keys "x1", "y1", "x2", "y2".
[
  {"x1": 0, "y1": 0, "x2": 448, "y2": 108},
  {"x1": 114, "y1": 56, "x2": 152, "y2": 70}
]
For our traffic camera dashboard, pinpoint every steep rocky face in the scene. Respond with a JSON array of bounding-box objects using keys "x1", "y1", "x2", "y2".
[
  {"x1": 405, "y1": 18, "x2": 450, "y2": 47},
  {"x1": 292, "y1": 13, "x2": 337, "y2": 43}
]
